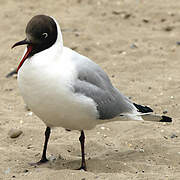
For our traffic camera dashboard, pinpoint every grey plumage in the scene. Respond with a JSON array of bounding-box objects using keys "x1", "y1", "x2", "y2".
[
  {"x1": 72, "y1": 53, "x2": 136, "y2": 120},
  {"x1": 71, "y1": 50, "x2": 172, "y2": 123}
]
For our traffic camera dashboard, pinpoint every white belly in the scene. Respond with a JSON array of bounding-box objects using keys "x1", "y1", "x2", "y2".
[{"x1": 17, "y1": 58, "x2": 99, "y2": 130}]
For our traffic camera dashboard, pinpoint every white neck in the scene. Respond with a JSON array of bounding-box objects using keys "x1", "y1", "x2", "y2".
[{"x1": 50, "y1": 17, "x2": 63, "y2": 54}]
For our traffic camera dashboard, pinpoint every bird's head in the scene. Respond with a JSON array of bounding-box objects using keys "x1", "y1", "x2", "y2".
[{"x1": 12, "y1": 15, "x2": 58, "y2": 72}]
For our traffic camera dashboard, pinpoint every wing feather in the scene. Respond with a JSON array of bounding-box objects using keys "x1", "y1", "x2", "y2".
[{"x1": 71, "y1": 52, "x2": 136, "y2": 119}]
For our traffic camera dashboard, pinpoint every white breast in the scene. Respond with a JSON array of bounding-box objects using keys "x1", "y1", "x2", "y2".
[{"x1": 17, "y1": 47, "x2": 99, "y2": 130}]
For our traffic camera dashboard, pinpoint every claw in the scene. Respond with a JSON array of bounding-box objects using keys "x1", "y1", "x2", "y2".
[
  {"x1": 29, "y1": 158, "x2": 49, "y2": 166},
  {"x1": 76, "y1": 165, "x2": 87, "y2": 171}
]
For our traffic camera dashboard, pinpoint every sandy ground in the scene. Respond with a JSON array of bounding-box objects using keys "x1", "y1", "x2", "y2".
[{"x1": 0, "y1": 0, "x2": 180, "y2": 179}]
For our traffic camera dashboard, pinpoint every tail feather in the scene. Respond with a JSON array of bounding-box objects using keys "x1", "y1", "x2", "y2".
[
  {"x1": 141, "y1": 114, "x2": 172, "y2": 122},
  {"x1": 133, "y1": 103, "x2": 172, "y2": 122},
  {"x1": 160, "y1": 115, "x2": 172, "y2": 122}
]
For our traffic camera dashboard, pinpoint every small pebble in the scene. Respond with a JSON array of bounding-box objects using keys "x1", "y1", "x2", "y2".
[
  {"x1": 20, "y1": 120, "x2": 23, "y2": 124},
  {"x1": 25, "y1": 105, "x2": 31, "y2": 111},
  {"x1": 142, "y1": 19, "x2": 149, "y2": 23},
  {"x1": 118, "y1": 50, "x2": 127, "y2": 55},
  {"x1": 23, "y1": 169, "x2": 29, "y2": 173},
  {"x1": 163, "y1": 110, "x2": 168, "y2": 114},
  {"x1": 112, "y1": 10, "x2": 121, "y2": 15},
  {"x1": 122, "y1": 13, "x2": 131, "y2": 19},
  {"x1": 161, "y1": 18, "x2": 166, "y2": 22},
  {"x1": 28, "y1": 112, "x2": 33, "y2": 116},
  {"x1": 139, "y1": 148, "x2": 144, "y2": 153},
  {"x1": 130, "y1": 43, "x2": 138, "y2": 49},
  {"x1": 164, "y1": 26, "x2": 174, "y2": 31},
  {"x1": 71, "y1": 46, "x2": 78, "y2": 50},
  {"x1": 103, "y1": 134, "x2": 107, "y2": 138},
  {"x1": 58, "y1": 154, "x2": 64, "y2": 160},
  {"x1": 8, "y1": 129, "x2": 23, "y2": 138},
  {"x1": 171, "y1": 47, "x2": 176, "y2": 52},
  {"x1": 27, "y1": 144, "x2": 33, "y2": 149},
  {"x1": 35, "y1": 153, "x2": 40, "y2": 157},
  {"x1": 5, "y1": 88, "x2": 13, "y2": 92},
  {"x1": 168, "y1": 12, "x2": 175, "y2": 16},
  {"x1": 49, "y1": 155, "x2": 56, "y2": 162},
  {"x1": 74, "y1": 32, "x2": 80, "y2": 37},
  {"x1": 128, "y1": 143, "x2": 132, "y2": 147},
  {"x1": 121, "y1": 51, "x2": 127, "y2": 55},
  {"x1": 100, "y1": 126, "x2": 105, "y2": 130},
  {"x1": 170, "y1": 134, "x2": 178, "y2": 139},
  {"x1": 105, "y1": 143, "x2": 112, "y2": 146}
]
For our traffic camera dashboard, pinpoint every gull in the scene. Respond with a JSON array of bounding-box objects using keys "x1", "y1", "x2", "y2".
[{"x1": 12, "y1": 15, "x2": 172, "y2": 171}]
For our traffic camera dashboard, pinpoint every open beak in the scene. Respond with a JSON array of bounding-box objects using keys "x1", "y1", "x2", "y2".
[
  {"x1": 12, "y1": 38, "x2": 31, "y2": 49},
  {"x1": 12, "y1": 38, "x2": 33, "y2": 73}
]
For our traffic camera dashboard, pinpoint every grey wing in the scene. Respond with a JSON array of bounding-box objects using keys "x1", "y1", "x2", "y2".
[{"x1": 72, "y1": 55, "x2": 136, "y2": 120}]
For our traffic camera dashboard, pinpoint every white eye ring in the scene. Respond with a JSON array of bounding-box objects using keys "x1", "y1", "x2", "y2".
[{"x1": 42, "y1": 33, "x2": 48, "y2": 38}]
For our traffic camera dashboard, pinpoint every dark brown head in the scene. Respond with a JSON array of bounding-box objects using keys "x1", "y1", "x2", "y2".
[
  {"x1": 12, "y1": 15, "x2": 58, "y2": 55},
  {"x1": 12, "y1": 15, "x2": 58, "y2": 72}
]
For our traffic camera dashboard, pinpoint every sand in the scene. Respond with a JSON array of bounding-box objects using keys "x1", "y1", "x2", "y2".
[{"x1": 0, "y1": 0, "x2": 180, "y2": 179}]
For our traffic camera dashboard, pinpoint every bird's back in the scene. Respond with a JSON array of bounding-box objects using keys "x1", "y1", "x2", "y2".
[{"x1": 63, "y1": 47, "x2": 139, "y2": 120}]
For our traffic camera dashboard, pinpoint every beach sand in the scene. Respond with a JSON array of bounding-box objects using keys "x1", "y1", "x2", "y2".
[{"x1": 0, "y1": 0, "x2": 180, "y2": 179}]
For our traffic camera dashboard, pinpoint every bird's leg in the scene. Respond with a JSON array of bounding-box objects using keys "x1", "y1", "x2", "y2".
[
  {"x1": 30, "y1": 127, "x2": 51, "y2": 166},
  {"x1": 78, "y1": 130, "x2": 87, "y2": 171},
  {"x1": 38, "y1": 126, "x2": 51, "y2": 164}
]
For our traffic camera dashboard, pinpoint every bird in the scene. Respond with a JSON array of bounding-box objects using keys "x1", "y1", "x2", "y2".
[{"x1": 12, "y1": 15, "x2": 172, "y2": 171}]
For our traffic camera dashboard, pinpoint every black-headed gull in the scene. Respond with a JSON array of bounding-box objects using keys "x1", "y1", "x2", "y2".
[{"x1": 12, "y1": 15, "x2": 172, "y2": 171}]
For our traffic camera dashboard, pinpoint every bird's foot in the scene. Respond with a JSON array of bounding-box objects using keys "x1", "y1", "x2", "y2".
[
  {"x1": 76, "y1": 164, "x2": 87, "y2": 171},
  {"x1": 29, "y1": 158, "x2": 49, "y2": 166}
]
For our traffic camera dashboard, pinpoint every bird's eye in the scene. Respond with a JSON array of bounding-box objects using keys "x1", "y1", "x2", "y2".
[{"x1": 42, "y1": 33, "x2": 48, "y2": 39}]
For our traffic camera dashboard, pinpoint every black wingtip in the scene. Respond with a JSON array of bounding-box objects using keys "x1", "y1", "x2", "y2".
[
  {"x1": 159, "y1": 116, "x2": 172, "y2": 122},
  {"x1": 133, "y1": 103, "x2": 153, "y2": 113}
]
